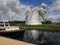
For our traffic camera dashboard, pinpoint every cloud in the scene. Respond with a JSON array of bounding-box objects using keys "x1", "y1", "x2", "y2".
[
  {"x1": 48, "y1": 15, "x2": 60, "y2": 23},
  {"x1": 0, "y1": 0, "x2": 31, "y2": 21},
  {"x1": 47, "y1": 0, "x2": 60, "y2": 23},
  {"x1": 0, "y1": 0, "x2": 60, "y2": 23},
  {"x1": 49, "y1": 0, "x2": 60, "y2": 12}
]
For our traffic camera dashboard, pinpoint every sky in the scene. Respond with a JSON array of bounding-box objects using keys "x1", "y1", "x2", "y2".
[
  {"x1": 0, "y1": 0, "x2": 60, "y2": 23},
  {"x1": 20, "y1": 0, "x2": 53, "y2": 7}
]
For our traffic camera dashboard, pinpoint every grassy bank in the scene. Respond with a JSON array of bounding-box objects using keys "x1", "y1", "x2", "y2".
[
  {"x1": 19, "y1": 24, "x2": 60, "y2": 32},
  {"x1": 9, "y1": 21, "x2": 60, "y2": 32}
]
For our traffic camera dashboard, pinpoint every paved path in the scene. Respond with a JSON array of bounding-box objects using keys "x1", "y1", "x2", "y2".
[{"x1": 0, "y1": 36, "x2": 35, "y2": 45}]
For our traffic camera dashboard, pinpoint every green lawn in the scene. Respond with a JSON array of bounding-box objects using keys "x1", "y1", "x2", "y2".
[
  {"x1": 9, "y1": 21, "x2": 60, "y2": 32},
  {"x1": 19, "y1": 24, "x2": 60, "y2": 32}
]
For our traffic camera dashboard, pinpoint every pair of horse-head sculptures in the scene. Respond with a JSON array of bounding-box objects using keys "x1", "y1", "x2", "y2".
[{"x1": 25, "y1": 3, "x2": 47, "y2": 25}]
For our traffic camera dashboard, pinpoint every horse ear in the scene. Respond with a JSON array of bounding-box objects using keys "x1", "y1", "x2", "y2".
[{"x1": 41, "y1": 3, "x2": 47, "y2": 7}]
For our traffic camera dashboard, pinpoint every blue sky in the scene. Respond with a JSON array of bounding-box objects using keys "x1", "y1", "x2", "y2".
[
  {"x1": 20, "y1": 0, "x2": 53, "y2": 7},
  {"x1": 19, "y1": 0, "x2": 60, "y2": 22},
  {"x1": 0, "y1": 0, "x2": 60, "y2": 22}
]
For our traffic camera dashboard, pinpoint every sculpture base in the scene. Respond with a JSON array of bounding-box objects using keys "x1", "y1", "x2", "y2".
[{"x1": 25, "y1": 23, "x2": 42, "y2": 25}]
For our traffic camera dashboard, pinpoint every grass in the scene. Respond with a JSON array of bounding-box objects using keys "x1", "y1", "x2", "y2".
[
  {"x1": 10, "y1": 22, "x2": 60, "y2": 32},
  {"x1": 19, "y1": 24, "x2": 60, "y2": 32}
]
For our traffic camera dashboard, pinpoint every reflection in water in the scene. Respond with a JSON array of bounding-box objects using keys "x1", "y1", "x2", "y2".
[
  {"x1": 46, "y1": 32, "x2": 60, "y2": 45},
  {"x1": 23, "y1": 30, "x2": 48, "y2": 45},
  {"x1": 23, "y1": 30, "x2": 60, "y2": 45},
  {"x1": 23, "y1": 30, "x2": 40, "y2": 44},
  {"x1": 0, "y1": 30, "x2": 60, "y2": 45}
]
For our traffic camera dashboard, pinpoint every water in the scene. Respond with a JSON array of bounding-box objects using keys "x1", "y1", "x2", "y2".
[
  {"x1": 0, "y1": 31, "x2": 60, "y2": 45},
  {"x1": 47, "y1": 32, "x2": 60, "y2": 45},
  {"x1": 23, "y1": 30, "x2": 60, "y2": 45}
]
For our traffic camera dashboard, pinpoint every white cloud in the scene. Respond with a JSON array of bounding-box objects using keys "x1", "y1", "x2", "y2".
[
  {"x1": 50, "y1": 0, "x2": 60, "y2": 12},
  {"x1": 0, "y1": 0, "x2": 31, "y2": 21},
  {"x1": 48, "y1": 15, "x2": 60, "y2": 23},
  {"x1": 47, "y1": 0, "x2": 60, "y2": 23},
  {"x1": 0, "y1": 0, "x2": 60, "y2": 23}
]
